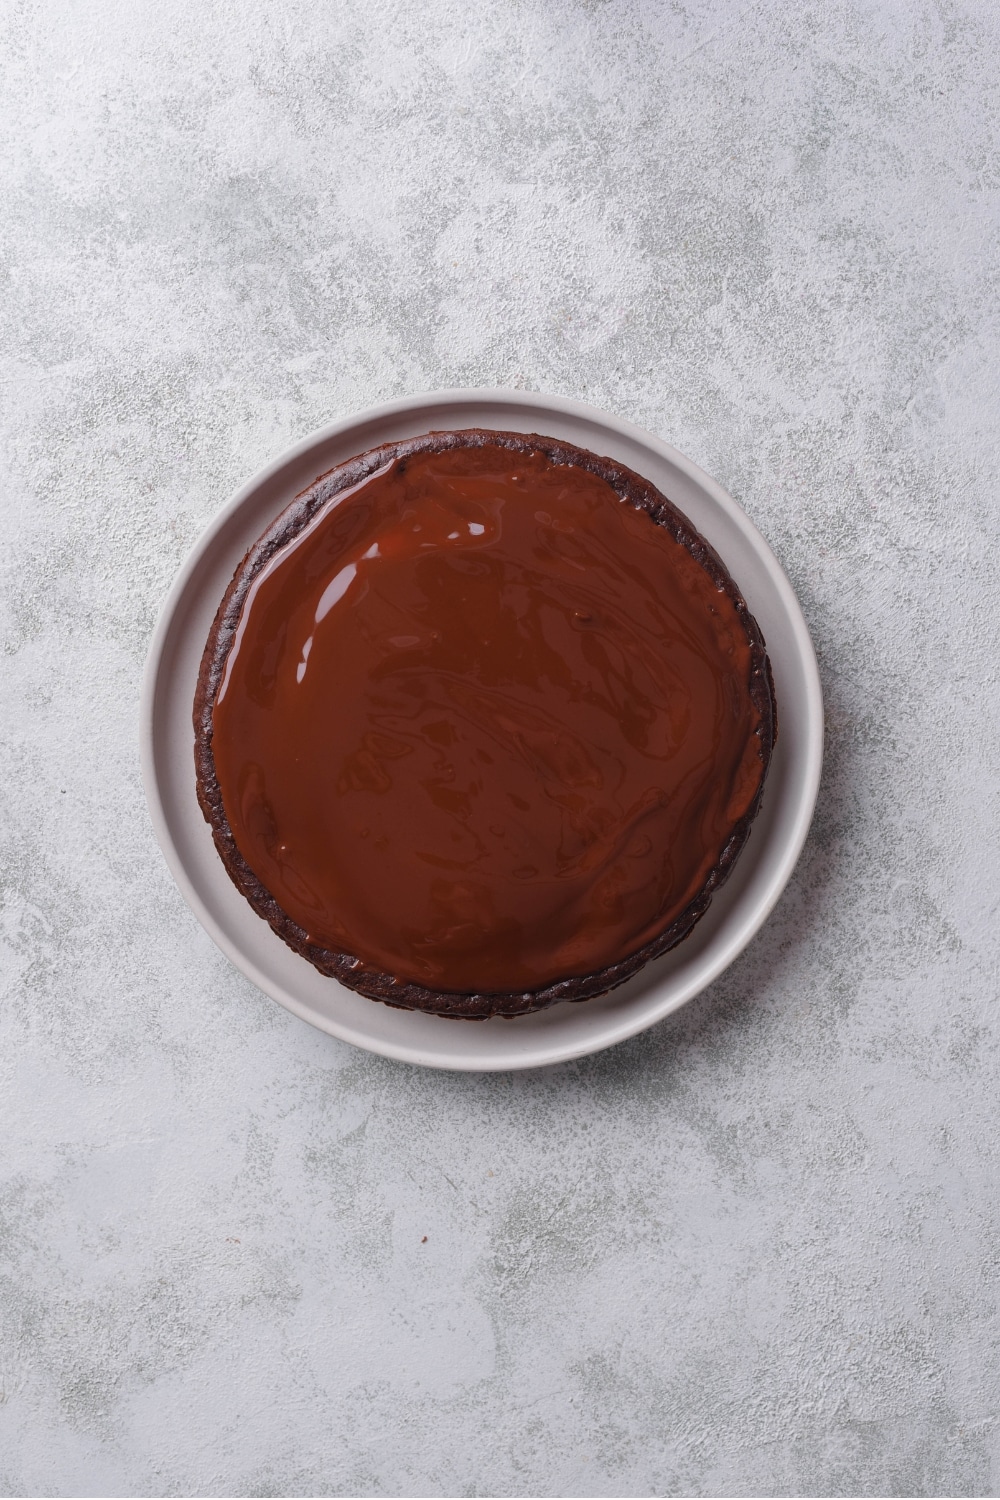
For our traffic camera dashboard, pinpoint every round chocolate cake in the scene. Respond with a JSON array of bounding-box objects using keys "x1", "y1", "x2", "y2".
[{"x1": 195, "y1": 429, "x2": 776, "y2": 1019}]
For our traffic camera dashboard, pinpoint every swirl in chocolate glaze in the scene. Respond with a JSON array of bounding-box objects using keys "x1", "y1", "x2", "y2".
[{"x1": 195, "y1": 430, "x2": 776, "y2": 1019}]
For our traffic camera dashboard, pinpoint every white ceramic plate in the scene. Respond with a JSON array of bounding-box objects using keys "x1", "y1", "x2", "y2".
[{"x1": 141, "y1": 390, "x2": 822, "y2": 1071}]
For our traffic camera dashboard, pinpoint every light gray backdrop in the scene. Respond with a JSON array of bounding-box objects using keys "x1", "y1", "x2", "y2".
[{"x1": 2, "y1": 0, "x2": 998, "y2": 1494}]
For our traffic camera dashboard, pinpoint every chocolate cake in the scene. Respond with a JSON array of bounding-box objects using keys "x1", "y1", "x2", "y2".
[{"x1": 194, "y1": 429, "x2": 776, "y2": 1020}]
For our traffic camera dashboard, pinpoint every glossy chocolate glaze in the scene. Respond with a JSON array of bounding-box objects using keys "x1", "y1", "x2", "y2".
[{"x1": 203, "y1": 436, "x2": 772, "y2": 999}]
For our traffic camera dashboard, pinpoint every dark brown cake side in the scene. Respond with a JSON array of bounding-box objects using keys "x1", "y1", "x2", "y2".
[{"x1": 194, "y1": 428, "x2": 777, "y2": 1020}]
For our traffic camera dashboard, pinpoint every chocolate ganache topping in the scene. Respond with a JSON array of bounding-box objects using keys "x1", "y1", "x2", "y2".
[{"x1": 195, "y1": 429, "x2": 776, "y2": 1019}]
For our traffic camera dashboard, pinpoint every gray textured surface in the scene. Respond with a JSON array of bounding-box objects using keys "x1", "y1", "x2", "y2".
[{"x1": 1, "y1": 0, "x2": 998, "y2": 1494}]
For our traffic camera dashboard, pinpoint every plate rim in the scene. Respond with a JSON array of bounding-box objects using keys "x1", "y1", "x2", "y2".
[{"x1": 140, "y1": 387, "x2": 823, "y2": 1071}]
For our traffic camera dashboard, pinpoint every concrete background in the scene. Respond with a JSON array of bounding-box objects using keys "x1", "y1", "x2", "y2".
[{"x1": 1, "y1": 0, "x2": 998, "y2": 1493}]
